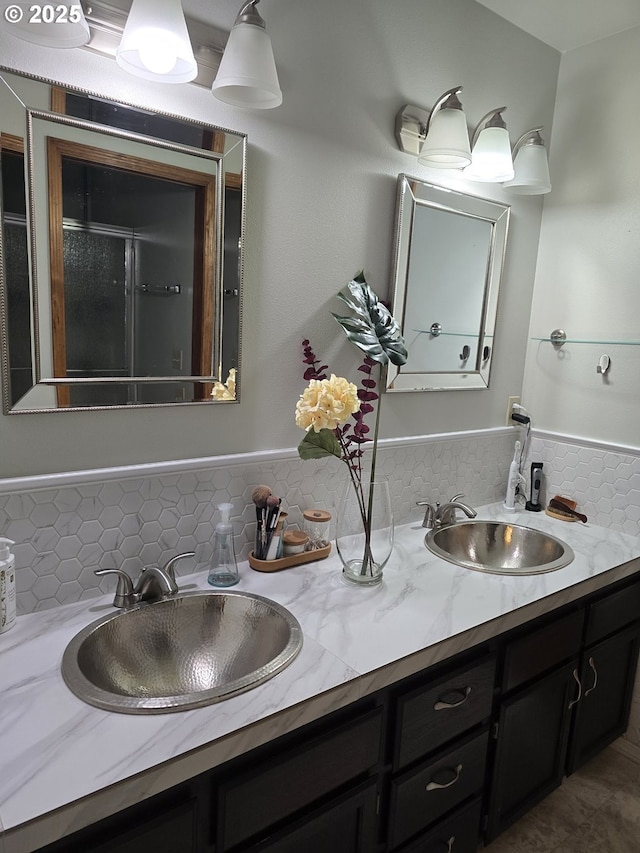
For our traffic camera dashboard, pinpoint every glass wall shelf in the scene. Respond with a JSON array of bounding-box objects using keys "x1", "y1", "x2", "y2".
[{"x1": 532, "y1": 334, "x2": 640, "y2": 347}]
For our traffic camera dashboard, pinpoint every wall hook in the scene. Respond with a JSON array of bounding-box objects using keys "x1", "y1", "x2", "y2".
[{"x1": 596, "y1": 354, "x2": 611, "y2": 375}]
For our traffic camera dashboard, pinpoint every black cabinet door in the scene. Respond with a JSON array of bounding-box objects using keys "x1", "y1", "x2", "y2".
[
  {"x1": 567, "y1": 622, "x2": 640, "y2": 774},
  {"x1": 247, "y1": 781, "x2": 378, "y2": 853},
  {"x1": 485, "y1": 660, "x2": 578, "y2": 842}
]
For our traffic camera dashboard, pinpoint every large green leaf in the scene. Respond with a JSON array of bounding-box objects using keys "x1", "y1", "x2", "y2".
[
  {"x1": 298, "y1": 429, "x2": 342, "y2": 460},
  {"x1": 332, "y1": 273, "x2": 408, "y2": 366}
]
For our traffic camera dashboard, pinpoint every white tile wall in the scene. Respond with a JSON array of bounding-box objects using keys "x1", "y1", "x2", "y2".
[
  {"x1": 0, "y1": 428, "x2": 517, "y2": 614},
  {"x1": 2, "y1": 427, "x2": 639, "y2": 616},
  {"x1": 2, "y1": 427, "x2": 640, "y2": 615},
  {"x1": 525, "y1": 431, "x2": 640, "y2": 536},
  {"x1": 2, "y1": 425, "x2": 639, "y2": 749}
]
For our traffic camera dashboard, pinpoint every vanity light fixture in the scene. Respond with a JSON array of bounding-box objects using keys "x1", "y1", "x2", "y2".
[
  {"x1": 395, "y1": 86, "x2": 471, "y2": 168},
  {"x1": 417, "y1": 86, "x2": 471, "y2": 168},
  {"x1": 0, "y1": 0, "x2": 89, "y2": 47},
  {"x1": 464, "y1": 107, "x2": 514, "y2": 183},
  {"x1": 503, "y1": 127, "x2": 551, "y2": 194},
  {"x1": 212, "y1": 0, "x2": 282, "y2": 109},
  {"x1": 116, "y1": 0, "x2": 197, "y2": 84}
]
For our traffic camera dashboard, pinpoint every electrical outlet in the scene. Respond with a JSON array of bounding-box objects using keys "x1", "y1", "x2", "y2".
[{"x1": 505, "y1": 395, "x2": 521, "y2": 426}]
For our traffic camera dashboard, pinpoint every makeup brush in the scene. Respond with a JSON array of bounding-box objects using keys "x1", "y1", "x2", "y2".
[
  {"x1": 263, "y1": 495, "x2": 282, "y2": 559},
  {"x1": 252, "y1": 485, "x2": 271, "y2": 557}
]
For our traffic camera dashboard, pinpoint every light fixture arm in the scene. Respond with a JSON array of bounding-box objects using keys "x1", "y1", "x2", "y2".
[
  {"x1": 235, "y1": 0, "x2": 266, "y2": 29},
  {"x1": 471, "y1": 107, "x2": 508, "y2": 146},
  {"x1": 511, "y1": 126, "x2": 545, "y2": 156},
  {"x1": 426, "y1": 85, "x2": 465, "y2": 134}
]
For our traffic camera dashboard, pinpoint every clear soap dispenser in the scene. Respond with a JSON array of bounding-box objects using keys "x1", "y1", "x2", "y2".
[{"x1": 208, "y1": 503, "x2": 239, "y2": 587}]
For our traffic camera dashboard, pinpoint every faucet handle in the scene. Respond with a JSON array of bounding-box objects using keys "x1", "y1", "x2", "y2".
[
  {"x1": 161, "y1": 551, "x2": 196, "y2": 583},
  {"x1": 417, "y1": 501, "x2": 437, "y2": 529},
  {"x1": 94, "y1": 568, "x2": 137, "y2": 609}
]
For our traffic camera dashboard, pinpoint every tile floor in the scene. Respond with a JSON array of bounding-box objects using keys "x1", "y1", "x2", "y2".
[{"x1": 484, "y1": 744, "x2": 640, "y2": 852}]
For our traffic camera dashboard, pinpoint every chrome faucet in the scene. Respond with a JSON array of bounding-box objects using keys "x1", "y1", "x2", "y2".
[
  {"x1": 95, "y1": 551, "x2": 195, "y2": 609},
  {"x1": 417, "y1": 494, "x2": 477, "y2": 529}
]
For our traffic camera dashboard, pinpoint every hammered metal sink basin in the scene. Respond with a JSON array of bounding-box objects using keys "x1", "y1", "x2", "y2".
[
  {"x1": 62, "y1": 591, "x2": 303, "y2": 714},
  {"x1": 425, "y1": 520, "x2": 574, "y2": 575}
]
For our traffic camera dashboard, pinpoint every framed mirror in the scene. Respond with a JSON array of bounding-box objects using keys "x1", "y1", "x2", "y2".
[
  {"x1": 386, "y1": 174, "x2": 509, "y2": 392},
  {"x1": 0, "y1": 67, "x2": 245, "y2": 413}
]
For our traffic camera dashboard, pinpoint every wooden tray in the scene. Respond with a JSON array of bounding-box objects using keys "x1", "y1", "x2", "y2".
[{"x1": 248, "y1": 544, "x2": 331, "y2": 573}]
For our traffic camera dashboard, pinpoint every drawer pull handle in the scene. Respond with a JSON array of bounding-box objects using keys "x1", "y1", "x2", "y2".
[
  {"x1": 584, "y1": 656, "x2": 598, "y2": 696},
  {"x1": 426, "y1": 763, "x2": 463, "y2": 791},
  {"x1": 568, "y1": 668, "x2": 582, "y2": 709},
  {"x1": 444, "y1": 836, "x2": 456, "y2": 852},
  {"x1": 434, "y1": 687, "x2": 472, "y2": 710}
]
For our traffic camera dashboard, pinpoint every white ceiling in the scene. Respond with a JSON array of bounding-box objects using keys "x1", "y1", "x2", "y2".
[{"x1": 474, "y1": 0, "x2": 640, "y2": 52}]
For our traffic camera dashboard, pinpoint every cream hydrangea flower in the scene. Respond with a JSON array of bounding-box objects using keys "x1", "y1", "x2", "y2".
[
  {"x1": 295, "y1": 374, "x2": 360, "y2": 433},
  {"x1": 211, "y1": 368, "x2": 236, "y2": 401}
]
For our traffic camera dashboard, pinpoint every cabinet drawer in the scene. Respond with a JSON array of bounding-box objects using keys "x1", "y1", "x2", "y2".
[
  {"x1": 249, "y1": 780, "x2": 378, "y2": 853},
  {"x1": 395, "y1": 654, "x2": 495, "y2": 770},
  {"x1": 218, "y1": 707, "x2": 382, "y2": 849},
  {"x1": 389, "y1": 729, "x2": 489, "y2": 849},
  {"x1": 502, "y1": 609, "x2": 584, "y2": 693},
  {"x1": 401, "y1": 796, "x2": 483, "y2": 853},
  {"x1": 585, "y1": 576, "x2": 640, "y2": 646}
]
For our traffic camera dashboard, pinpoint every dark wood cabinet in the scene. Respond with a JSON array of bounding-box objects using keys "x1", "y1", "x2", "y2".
[
  {"x1": 486, "y1": 661, "x2": 578, "y2": 840},
  {"x1": 217, "y1": 707, "x2": 383, "y2": 850},
  {"x1": 389, "y1": 729, "x2": 489, "y2": 848},
  {"x1": 567, "y1": 619, "x2": 640, "y2": 773},
  {"x1": 487, "y1": 574, "x2": 640, "y2": 844},
  {"x1": 387, "y1": 653, "x2": 495, "y2": 850},
  {"x1": 248, "y1": 780, "x2": 378, "y2": 853},
  {"x1": 34, "y1": 573, "x2": 640, "y2": 853},
  {"x1": 394, "y1": 654, "x2": 496, "y2": 771}
]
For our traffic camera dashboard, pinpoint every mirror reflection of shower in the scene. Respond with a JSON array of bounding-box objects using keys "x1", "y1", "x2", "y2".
[{"x1": 45, "y1": 141, "x2": 218, "y2": 408}]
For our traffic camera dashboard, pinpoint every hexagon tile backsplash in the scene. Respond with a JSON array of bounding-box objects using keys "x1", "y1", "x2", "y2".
[{"x1": 1, "y1": 428, "x2": 639, "y2": 615}]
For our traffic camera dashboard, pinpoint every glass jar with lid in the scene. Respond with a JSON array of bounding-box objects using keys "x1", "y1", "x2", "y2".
[{"x1": 302, "y1": 509, "x2": 331, "y2": 550}]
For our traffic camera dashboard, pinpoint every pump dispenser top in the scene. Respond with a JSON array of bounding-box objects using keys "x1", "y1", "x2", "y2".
[
  {"x1": 216, "y1": 503, "x2": 233, "y2": 533},
  {"x1": 208, "y1": 503, "x2": 239, "y2": 587},
  {"x1": 0, "y1": 538, "x2": 14, "y2": 561}
]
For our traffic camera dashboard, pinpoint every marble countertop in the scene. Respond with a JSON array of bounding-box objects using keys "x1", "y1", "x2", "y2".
[{"x1": 1, "y1": 504, "x2": 639, "y2": 853}]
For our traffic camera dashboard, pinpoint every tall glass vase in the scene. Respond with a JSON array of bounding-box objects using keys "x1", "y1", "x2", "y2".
[{"x1": 335, "y1": 474, "x2": 394, "y2": 585}]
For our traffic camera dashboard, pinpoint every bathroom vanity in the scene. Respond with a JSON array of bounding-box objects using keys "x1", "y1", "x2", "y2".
[{"x1": 1, "y1": 505, "x2": 639, "y2": 853}]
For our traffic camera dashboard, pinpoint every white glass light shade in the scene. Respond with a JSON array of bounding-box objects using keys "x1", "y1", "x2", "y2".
[
  {"x1": 212, "y1": 22, "x2": 282, "y2": 109},
  {"x1": 116, "y1": 0, "x2": 197, "y2": 84},
  {"x1": 418, "y1": 108, "x2": 471, "y2": 168},
  {"x1": 0, "y1": 1, "x2": 89, "y2": 47},
  {"x1": 503, "y1": 143, "x2": 551, "y2": 194},
  {"x1": 465, "y1": 126, "x2": 514, "y2": 182}
]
